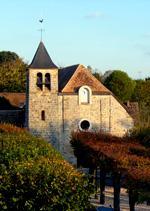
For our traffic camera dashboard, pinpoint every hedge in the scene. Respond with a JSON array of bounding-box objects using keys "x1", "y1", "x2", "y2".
[{"x1": 0, "y1": 124, "x2": 93, "y2": 211}]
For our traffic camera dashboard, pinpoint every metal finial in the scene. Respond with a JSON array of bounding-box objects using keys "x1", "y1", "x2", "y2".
[{"x1": 39, "y1": 19, "x2": 44, "y2": 41}]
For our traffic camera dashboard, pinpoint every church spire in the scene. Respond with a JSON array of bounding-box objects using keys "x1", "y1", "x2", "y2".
[{"x1": 29, "y1": 42, "x2": 57, "y2": 69}]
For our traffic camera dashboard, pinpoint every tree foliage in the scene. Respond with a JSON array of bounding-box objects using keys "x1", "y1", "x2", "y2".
[
  {"x1": 0, "y1": 51, "x2": 27, "y2": 92},
  {"x1": 92, "y1": 72, "x2": 101, "y2": 82},
  {"x1": 87, "y1": 65, "x2": 102, "y2": 82},
  {"x1": 132, "y1": 79, "x2": 150, "y2": 126},
  {"x1": 71, "y1": 130, "x2": 150, "y2": 209},
  {"x1": 0, "y1": 51, "x2": 19, "y2": 64},
  {"x1": 0, "y1": 124, "x2": 93, "y2": 211},
  {"x1": 104, "y1": 70, "x2": 136, "y2": 102}
]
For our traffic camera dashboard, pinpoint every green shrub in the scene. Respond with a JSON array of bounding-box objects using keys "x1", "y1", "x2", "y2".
[{"x1": 0, "y1": 124, "x2": 93, "y2": 211}]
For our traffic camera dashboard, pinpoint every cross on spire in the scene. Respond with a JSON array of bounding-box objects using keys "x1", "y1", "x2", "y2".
[{"x1": 39, "y1": 19, "x2": 44, "y2": 41}]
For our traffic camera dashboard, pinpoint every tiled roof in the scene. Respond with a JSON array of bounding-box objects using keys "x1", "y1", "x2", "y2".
[
  {"x1": 29, "y1": 42, "x2": 57, "y2": 69},
  {"x1": 58, "y1": 64, "x2": 79, "y2": 91},
  {"x1": 59, "y1": 64, "x2": 111, "y2": 93},
  {"x1": 0, "y1": 93, "x2": 25, "y2": 108}
]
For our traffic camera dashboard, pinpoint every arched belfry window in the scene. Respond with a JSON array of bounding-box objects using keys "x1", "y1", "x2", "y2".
[
  {"x1": 37, "y1": 73, "x2": 43, "y2": 90},
  {"x1": 45, "y1": 73, "x2": 51, "y2": 90},
  {"x1": 41, "y1": 110, "x2": 45, "y2": 121},
  {"x1": 79, "y1": 86, "x2": 92, "y2": 104}
]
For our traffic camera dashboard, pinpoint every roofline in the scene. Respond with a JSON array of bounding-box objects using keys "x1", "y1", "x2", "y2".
[
  {"x1": 111, "y1": 93, "x2": 134, "y2": 119},
  {"x1": 61, "y1": 64, "x2": 85, "y2": 92},
  {"x1": 28, "y1": 67, "x2": 58, "y2": 70},
  {"x1": 58, "y1": 91, "x2": 111, "y2": 95}
]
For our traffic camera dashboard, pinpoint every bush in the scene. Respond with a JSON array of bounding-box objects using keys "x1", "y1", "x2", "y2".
[{"x1": 0, "y1": 124, "x2": 93, "y2": 211}]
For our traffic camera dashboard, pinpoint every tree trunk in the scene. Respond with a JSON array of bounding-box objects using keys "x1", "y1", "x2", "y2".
[
  {"x1": 113, "y1": 172, "x2": 121, "y2": 211},
  {"x1": 100, "y1": 169, "x2": 106, "y2": 204},
  {"x1": 129, "y1": 189, "x2": 136, "y2": 211}
]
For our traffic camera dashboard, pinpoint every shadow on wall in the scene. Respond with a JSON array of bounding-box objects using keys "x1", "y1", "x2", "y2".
[
  {"x1": 29, "y1": 117, "x2": 131, "y2": 146},
  {"x1": 29, "y1": 117, "x2": 133, "y2": 163},
  {"x1": 29, "y1": 119, "x2": 109, "y2": 149},
  {"x1": 117, "y1": 118, "x2": 133, "y2": 131}
]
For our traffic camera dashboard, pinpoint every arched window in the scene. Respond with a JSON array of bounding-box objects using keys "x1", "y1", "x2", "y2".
[
  {"x1": 45, "y1": 73, "x2": 51, "y2": 90},
  {"x1": 41, "y1": 110, "x2": 45, "y2": 121},
  {"x1": 79, "y1": 86, "x2": 91, "y2": 104},
  {"x1": 37, "y1": 73, "x2": 43, "y2": 90}
]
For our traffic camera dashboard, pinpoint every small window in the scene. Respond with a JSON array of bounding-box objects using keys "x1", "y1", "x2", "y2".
[
  {"x1": 79, "y1": 119, "x2": 91, "y2": 131},
  {"x1": 79, "y1": 86, "x2": 92, "y2": 104},
  {"x1": 81, "y1": 88, "x2": 89, "y2": 103},
  {"x1": 41, "y1": 110, "x2": 45, "y2": 121},
  {"x1": 45, "y1": 73, "x2": 51, "y2": 90},
  {"x1": 37, "y1": 73, "x2": 43, "y2": 90}
]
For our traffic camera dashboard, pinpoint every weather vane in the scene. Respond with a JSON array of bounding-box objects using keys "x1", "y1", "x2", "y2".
[{"x1": 39, "y1": 18, "x2": 44, "y2": 41}]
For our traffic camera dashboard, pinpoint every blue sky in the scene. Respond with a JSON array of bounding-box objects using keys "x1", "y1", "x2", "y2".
[{"x1": 0, "y1": 0, "x2": 150, "y2": 79}]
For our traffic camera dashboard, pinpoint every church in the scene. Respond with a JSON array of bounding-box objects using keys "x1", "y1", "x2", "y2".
[{"x1": 26, "y1": 41, "x2": 134, "y2": 162}]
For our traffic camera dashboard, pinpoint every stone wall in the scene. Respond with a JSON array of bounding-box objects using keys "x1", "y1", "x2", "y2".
[
  {"x1": 57, "y1": 94, "x2": 133, "y2": 162},
  {"x1": 27, "y1": 68, "x2": 60, "y2": 150},
  {"x1": 27, "y1": 68, "x2": 134, "y2": 163}
]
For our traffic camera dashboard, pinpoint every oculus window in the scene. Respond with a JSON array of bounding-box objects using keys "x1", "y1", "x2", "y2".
[{"x1": 79, "y1": 119, "x2": 92, "y2": 131}]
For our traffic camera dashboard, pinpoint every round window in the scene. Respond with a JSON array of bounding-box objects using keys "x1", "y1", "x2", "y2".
[{"x1": 79, "y1": 119, "x2": 91, "y2": 131}]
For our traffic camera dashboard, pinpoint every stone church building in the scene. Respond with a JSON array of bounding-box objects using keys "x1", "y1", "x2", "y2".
[{"x1": 26, "y1": 41, "x2": 134, "y2": 162}]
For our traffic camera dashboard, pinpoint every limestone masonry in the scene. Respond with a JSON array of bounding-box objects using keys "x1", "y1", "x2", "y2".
[{"x1": 26, "y1": 42, "x2": 134, "y2": 163}]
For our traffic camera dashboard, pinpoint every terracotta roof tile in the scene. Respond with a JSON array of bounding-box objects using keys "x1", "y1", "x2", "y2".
[
  {"x1": 60, "y1": 64, "x2": 111, "y2": 93},
  {"x1": 58, "y1": 64, "x2": 79, "y2": 91},
  {"x1": 0, "y1": 93, "x2": 25, "y2": 108}
]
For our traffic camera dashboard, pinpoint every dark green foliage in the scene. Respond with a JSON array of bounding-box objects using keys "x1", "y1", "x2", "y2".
[
  {"x1": 132, "y1": 79, "x2": 150, "y2": 127},
  {"x1": 130, "y1": 127, "x2": 150, "y2": 149},
  {"x1": 0, "y1": 51, "x2": 27, "y2": 92},
  {"x1": 132, "y1": 79, "x2": 150, "y2": 106},
  {"x1": 0, "y1": 51, "x2": 19, "y2": 64},
  {"x1": 104, "y1": 70, "x2": 136, "y2": 101},
  {"x1": 0, "y1": 124, "x2": 93, "y2": 211}
]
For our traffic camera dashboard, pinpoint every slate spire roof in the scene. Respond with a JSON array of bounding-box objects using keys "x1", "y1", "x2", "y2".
[{"x1": 29, "y1": 41, "x2": 57, "y2": 69}]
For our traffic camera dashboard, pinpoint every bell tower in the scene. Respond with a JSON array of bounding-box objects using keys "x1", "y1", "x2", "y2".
[{"x1": 26, "y1": 42, "x2": 60, "y2": 149}]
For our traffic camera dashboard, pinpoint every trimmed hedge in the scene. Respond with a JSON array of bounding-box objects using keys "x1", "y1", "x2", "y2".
[{"x1": 0, "y1": 124, "x2": 93, "y2": 211}]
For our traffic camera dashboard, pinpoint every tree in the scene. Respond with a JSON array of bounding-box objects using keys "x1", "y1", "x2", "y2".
[
  {"x1": 104, "y1": 70, "x2": 136, "y2": 102},
  {"x1": 87, "y1": 65, "x2": 102, "y2": 82},
  {"x1": 92, "y1": 72, "x2": 101, "y2": 82},
  {"x1": 0, "y1": 51, "x2": 27, "y2": 92},
  {"x1": 132, "y1": 79, "x2": 150, "y2": 126},
  {"x1": 101, "y1": 70, "x2": 113, "y2": 82},
  {"x1": 0, "y1": 51, "x2": 19, "y2": 64},
  {"x1": 71, "y1": 131, "x2": 150, "y2": 211}
]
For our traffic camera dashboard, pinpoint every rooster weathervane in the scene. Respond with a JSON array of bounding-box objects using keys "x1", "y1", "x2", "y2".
[{"x1": 39, "y1": 19, "x2": 44, "y2": 41}]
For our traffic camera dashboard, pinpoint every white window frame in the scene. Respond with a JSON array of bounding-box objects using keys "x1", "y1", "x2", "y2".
[{"x1": 78, "y1": 85, "x2": 92, "y2": 104}]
